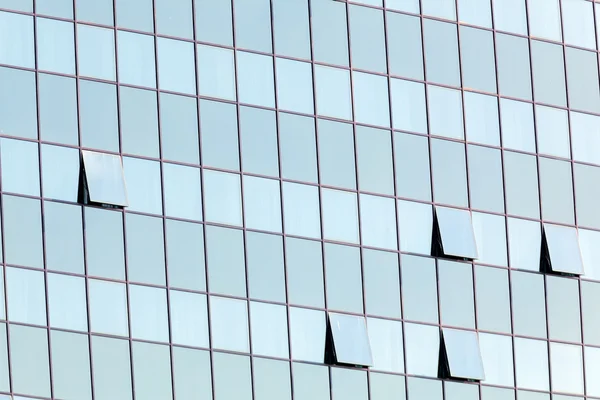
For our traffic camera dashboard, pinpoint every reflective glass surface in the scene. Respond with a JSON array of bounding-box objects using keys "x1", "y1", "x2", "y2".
[
  {"x1": 543, "y1": 223, "x2": 585, "y2": 275},
  {"x1": 442, "y1": 328, "x2": 485, "y2": 380},
  {"x1": 435, "y1": 206, "x2": 478, "y2": 260},
  {"x1": 82, "y1": 150, "x2": 128, "y2": 207},
  {"x1": 328, "y1": 312, "x2": 373, "y2": 367}
]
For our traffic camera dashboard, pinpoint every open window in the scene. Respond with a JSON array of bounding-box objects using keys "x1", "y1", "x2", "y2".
[
  {"x1": 325, "y1": 312, "x2": 373, "y2": 368},
  {"x1": 79, "y1": 150, "x2": 128, "y2": 209},
  {"x1": 540, "y1": 223, "x2": 584, "y2": 276},
  {"x1": 439, "y1": 328, "x2": 485, "y2": 381},
  {"x1": 431, "y1": 206, "x2": 478, "y2": 261}
]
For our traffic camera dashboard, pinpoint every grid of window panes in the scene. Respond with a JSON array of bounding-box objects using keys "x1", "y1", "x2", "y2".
[{"x1": 0, "y1": 0, "x2": 600, "y2": 399}]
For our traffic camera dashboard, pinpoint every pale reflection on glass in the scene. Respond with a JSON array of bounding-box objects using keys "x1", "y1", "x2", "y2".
[
  {"x1": 550, "y1": 343, "x2": 584, "y2": 395},
  {"x1": 507, "y1": 217, "x2": 541, "y2": 271},
  {"x1": 398, "y1": 200, "x2": 433, "y2": 255},
  {"x1": 290, "y1": 307, "x2": 326, "y2": 363},
  {"x1": 585, "y1": 346, "x2": 600, "y2": 397},
  {"x1": 129, "y1": 285, "x2": 169, "y2": 343},
  {"x1": 163, "y1": 162, "x2": 202, "y2": 221},
  {"x1": 404, "y1": 323, "x2": 440, "y2": 377},
  {"x1": 82, "y1": 150, "x2": 128, "y2": 207},
  {"x1": 479, "y1": 333, "x2": 514, "y2": 387},
  {"x1": 236, "y1": 51, "x2": 274, "y2": 108},
  {"x1": 543, "y1": 223, "x2": 584, "y2": 275},
  {"x1": 250, "y1": 302, "x2": 289, "y2": 358},
  {"x1": 435, "y1": 206, "x2": 478, "y2": 260},
  {"x1": 514, "y1": 338, "x2": 549, "y2": 391},
  {"x1": 197, "y1": 44, "x2": 236, "y2": 101},
  {"x1": 464, "y1": 92, "x2": 500, "y2": 146},
  {"x1": 88, "y1": 279, "x2": 129, "y2": 337},
  {"x1": 47, "y1": 273, "x2": 87, "y2": 332},
  {"x1": 169, "y1": 290, "x2": 209, "y2": 348},
  {"x1": 322, "y1": 188, "x2": 359, "y2": 244},
  {"x1": 500, "y1": 99, "x2": 535, "y2": 153},
  {"x1": 328, "y1": 312, "x2": 372, "y2": 367},
  {"x1": 243, "y1": 176, "x2": 282, "y2": 233},
  {"x1": 157, "y1": 37, "x2": 196, "y2": 95},
  {"x1": 282, "y1": 182, "x2": 321, "y2": 239},
  {"x1": 210, "y1": 296, "x2": 249, "y2": 353},
  {"x1": 359, "y1": 194, "x2": 397, "y2": 250},
  {"x1": 367, "y1": 317, "x2": 404, "y2": 373},
  {"x1": 6, "y1": 267, "x2": 46, "y2": 326},
  {"x1": 428, "y1": 85, "x2": 464, "y2": 140},
  {"x1": 535, "y1": 105, "x2": 570, "y2": 159},
  {"x1": 203, "y1": 170, "x2": 242, "y2": 227},
  {"x1": 315, "y1": 65, "x2": 352, "y2": 121},
  {"x1": 391, "y1": 79, "x2": 427, "y2": 134},
  {"x1": 472, "y1": 212, "x2": 507, "y2": 266}
]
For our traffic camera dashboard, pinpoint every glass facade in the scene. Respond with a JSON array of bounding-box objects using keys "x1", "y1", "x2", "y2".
[{"x1": 0, "y1": 0, "x2": 599, "y2": 399}]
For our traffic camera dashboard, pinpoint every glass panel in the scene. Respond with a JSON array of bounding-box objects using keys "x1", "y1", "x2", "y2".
[
  {"x1": 423, "y1": 19, "x2": 460, "y2": 86},
  {"x1": 435, "y1": 206, "x2": 478, "y2": 260},
  {"x1": 47, "y1": 273, "x2": 87, "y2": 331},
  {"x1": 472, "y1": 212, "x2": 508, "y2": 267},
  {"x1": 475, "y1": 266, "x2": 511, "y2": 333},
  {"x1": 391, "y1": 79, "x2": 427, "y2": 134},
  {"x1": 203, "y1": 170, "x2": 242, "y2": 226},
  {"x1": 250, "y1": 302, "x2": 289, "y2": 358},
  {"x1": 195, "y1": 0, "x2": 232, "y2": 46},
  {"x1": 156, "y1": 37, "x2": 196, "y2": 95},
  {"x1": 315, "y1": 65, "x2": 352, "y2": 120},
  {"x1": 276, "y1": 58, "x2": 314, "y2": 114},
  {"x1": 438, "y1": 260, "x2": 476, "y2": 329},
  {"x1": 503, "y1": 151, "x2": 540, "y2": 219},
  {"x1": 458, "y1": 0, "x2": 491, "y2": 27},
  {"x1": 580, "y1": 229, "x2": 600, "y2": 280},
  {"x1": 237, "y1": 51, "x2": 274, "y2": 108},
  {"x1": 6, "y1": 267, "x2": 46, "y2": 325},
  {"x1": 493, "y1": 0, "x2": 527, "y2": 35},
  {"x1": 91, "y1": 336, "x2": 132, "y2": 400},
  {"x1": 401, "y1": 255, "x2": 438, "y2": 324},
  {"x1": 585, "y1": 346, "x2": 600, "y2": 397},
  {"x1": 318, "y1": 119, "x2": 356, "y2": 189},
  {"x1": 468, "y1": 145, "x2": 504, "y2": 213},
  {"x1": 422, "y1": 0, "x2": 456, "y2": 19},
  {"x1": 387, "y1": 0, "x2": 419, "y2": 12},
  {"x1": 0, "y1": 11, "x2": 34, "y2": 68},
  {"x1": 539, "y1": 157, "x2": 574, "y2": 225},
  {"x1": 253, "y1": 358, "x2": 292, "y2": 400},
  {"x1": 239, "y1": 106, "x2": 279, "y2": 177},
  {"x1": 370, "y1": 373, "x2": 406, "y2": 400},
  {"x1": 387, "y1": 12, "x2": 423, "y2": 80},
  {"x1": 582, "y1": 281, "x2": 600, "y2": 345},
  {"x1": 429, "y1": 85, "x2": 464, "y2": 140},
  {"x1": 322, "y1": 188, "x2": 359, "y2": 244},
  {"x1": 293, "y1": 363, "x2": 330, "y2": 400},
  {"x1": 367, "y1": 317, "x2": 404, "y2": 373},
  {"x1": 129, "y1": 285, "x2": 169, "y2": 342},
  {"x1": 41, "y1": 144, "x2": 79, "y2": 202},
  {"x1": 272, "y1": 0, "x2": 310, "y2": 59},
  {"x1": 85, "y1": 207, "x2": 125, "y2": 279},
  {"x1": 479, "y1": 333, "x2": 514, "y2": 387},
  {"x1": 160, "y1": 93, "x2": 199, "y2": 164},
  {"x1": 234, "y1": 0, "x2": 272, "y2": 52},
  {"x1": 363, "y1": 249, "x2": 401, "y2": 319},
  {"x1": 565, "y1": 47, "x2": 600, "y2": 114},
  {"x1": 536, "y1": 105, "x2": 570, "y2": 159},
  {"x1": 0, "y1": 67, "x2": 37, "y2": 140},
  {"x1": 348, "y1": 5, "x2": 386, "y2": 73},
  {"x1": 500, "y1": 99, "x2": 535, "y2": 152},
  {"x1": 460, "y1": 26, "x2": 496, "y2": 93},
  {"x1": 197, "y1": 44, "x2": 236, "y2": 101},
  {"x1": 3, "y1": 195, "x2": 43, "y2": 269},
  {"x1": 407, "y1": 378, "x2": 442, "y2": 400},
  {"x1": 514, "y1": 338, "x2": 549, "y2": 391},
  {"x1": 464, "y1": 92, "x2": 500, "y2": 146},
  {"x1": 117, "y1": 31, "x2": 156, "y2": 88},
  {"x1": 132, "y1": 342, "x2": 173, "y2": 400},
  {"x1": 282, "y1": 182, "x2": 320, "y2": 239},
  {"x1": 507, "y1": 217, "x2": 541, "y2": 271},
  {"x1": 163, "y1": 162, "x2": 202, "y2": 221},
  {"x1": 445, "y1": 382, "x2": 479, "y2": 400},
  {"x1": 88, "y1": 279, "x2": 129, "y2": 336},
  {"x1": 356, "y1": 126, "x2": 393, "y2": 195},
  {"x1": 531, "y1": 40, "x2": 566, "y2": 107},
  {"x1": 398, "y1": 200, "x2": 433, "y2": 255},
  {"x1": 331, "y1": 368, "x2": 368, "y2": 400},
  {"x1": 442, "y1": 328, "x2": 485, "y2": 380},
  {"x1": 528, "y1": 0, "x2": 561, "y2": 41},
  {"x1": 172, "y1": 347, "x2": 212, "y2": 400},
  {"x1": 496, "y1": 33, "x2": 532, "y2": 100},
  {"x1": 404, "y1": 323, "x2": 440, "y2": 377},
  {"x1": 511, "y1": 271, "x2": 547, "y2": 338},
  {"x1": 279, "y1": 113, "x2": 317, "y2": 182},
  {"x1": 116, "y1": 0, "x2": 153, "y2": 32},
  {"x1": 199, "y1": 100, "x2": 239, "y2": 170},
  {"x1": 290, "y1": 307, "x2": 326, "y2": 363},
  {"x1": 353, "y1": 72, "x2": 390, "y2": 127},
  {"x1": 311, "y1": 0, "x2": 349, "y2": 66},
  {"x1": 82, "y1": 150, "x2": 128, "y2": 207},
  {"x1": 170, "y1": 291, "x2": 209, "y2": 348},
  {"x1": 328, "y1": 312, "x2": 372, "y2": 367},
  {"x1": 210, "y1": 296, "x2": 249, "y2": 353},
  {"x1": 1, "y1": 137, "x2": 40, "y2": 196},
  {"x1": 120, "y1": 87, "x2": 159, "y2": 158},
  {"x1": 394, "y1": 132, "x2": 431, "y2": 201},
  {"x1": 546, "y1": 276, "x2": 581, "y2": 343},
  {"x1": 550, "y1": 343, "x2": 584, "y2": 395},
  {"x1": 10, "y1": 325, "x2": 50, "y2": 398},
  {"x1": 79, "y1": 80, "x2": 119, "y2": 152},
  {"x1": 431, "y1": 139, "x2": 468, "y2": 207},
  {"x1": 77, "y1": 24, "x2": 116, "y2": 81},
  {"x1": 38, "y1": 73, "x2": 78, "y2": 145},
  {"x1": 572, "y1": 112, "x2": 600, "y2": 165},
  {"x1": 286, "y1": 237, "x2": 325, "y2": 308},
  {"x1": 0, "y1": 325, "x2": 9, "y2": 392},
  {"x1": 51, "y1": 331, "x2": 92, "y2": 400},
  {"x1": 44, "y1": 201, "x2": 84, "y2": 274},
  {"x1": 206, "y1": 226, "x2": 246, "y2": 297},
  {"x1": 325, "y1": 243, "x2": 363, "y2": 314},
  {"x1": 155, "y1": 0, "x2": 193, "y2": 38},
  {"x1": 247, "y1": 232, "x2": 286, "y2": 302},
  {"x1": 243, "y1": 176, "x2": 282, "y2": 233},
  {"x1": 213, "y1": 353, "x2": 252, "y2": 400},
  {"x1": 36, "y1": 18, "x2": 75, "y2": 74},
  {"x1": 543, "y1": 223, "x2": 584, "y2": 275},
  {"x1": 75, "y1": 0, "x2": 113, "y2": 25}
]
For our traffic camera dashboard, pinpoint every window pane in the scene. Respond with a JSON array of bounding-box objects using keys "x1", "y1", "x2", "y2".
[
  {"x1": 475, "y1": 266, "x2": 511, "y2": 333},
  {"x1": 51, "y1": 331, "x2": 92, "y2": 400},
  {"x1": 116, "y1": 0, "x2": 153, "y2": 32},
  {"x1": 401, "y1": 255, "x2": 438, "y2": 324},
  {"x1": 500, "y1": 99, "x2": 535, "y2": 152},
  {"x1": 91, "y1": 337, "x2": 132, "y2": 400},
  {"x1": 88, "y1": 279, "x2": 129, "y2": 336},
  {"x1": 0, "y1": 12, "x2": 34, "y2": 68},
  {"x1": 170, "y1": 291, "x2": 209, "y2": 348},
  {"x1": 367, "y1": 317, "x2": 404, "y2": 373},
  {"x1": 429, "y1": 86, "x2": 464, "y2": 140},
  {"x1": 276, "y1": 58, "x2": 314, "y2": 115},
  {"x1": 543, "y1": 223, "x2": 584, "y2": 275},
  {"x1": 394, "y1": 132, "x2": 431, "y2": 201},
  {"x1": 585, "y1": 346, "x2": 600, "y2": 396},
  {"x1": 195, "y1": 0, "x2": 232, "y2": 46},
  {"x1": 423, "y1": 19, "x2": 460, "y2": 86},
  {"x1": 36, "y1": 18, "x2": 75, "y2": 74},
  {"x1": 511, "y1": 271, "x2": 547, "y2": 338},
  {"x1": 515, "y1": 338, "x2": 549, "y2": 391},
  {"x1": 160, "y1": 93, "x2": 199, "y2": 165},
  {"x1": 493, "y1": 0, "x2": 527, "y2": 35},
  {"x1": 458, "y1": 0, "x2": 491, "y2": 27},
  {"x1": 441, "y1": 328, "x2": 485, "y2": 380},
  {"x1": 325, "y1": 243, "x2": 363, "y2": 314},
  {"x1": 322, "y1": 188, "x2": 359, "y2": 244},
  {"x1": 279, "y1": 113, "x2": 317, "y2": 183},
  {"x1": 282, "y1": 182, "x2": 321, "y2": 239},
  {"x1": 565, "y1": 47, "x2": 600, "y2": 114},
  {"x1": 172, "y1": 347, "x2": 212, "y2": 400},
  {"x1": 117, "y1": 31, "x2": 156, "y2": 88},
  {"x1": 199, "y1": 100, "x2": 239, "y2": 170},
  {"x1": 0, "y1": 67, "x2": 37, "y2": 140},
  {"x1": 85, "y1": 208, "x2": 125, "y2": 278},
  {"x1": 132, "y1": 342, "x2": 173, "y2": 400},
  {"x1": 290, "y1": 307, "x2": 326, "y2": 363},
  {"x1": 531, "y1": 40, "x2": 566, "y2": 107},
  {"x1": 197, "y1": 44, "x2": 236, "y2": 101},
  {"x1": 157, "y1": 37, "x2": 196, "y2": 95},
  {"x1": 331, "y1": 368, "x2": 368, "y2": 400},
  {"x1": 6, "y1": 267, "x2": 46, "y2": 325},
  {"x1": 246, "y1": 232, "x2": 286, "y2": 302},
  {"x1": 353, "y1": 72, "x2": 390, "y2": 127},
  {"x1": 79, "y1": 80, "x2": 119, "y2": 152},
  {"x1": 155, "y1": 0, "x2": 192, "y2": 38},
  {"x1": 546, "y1": 276, "x2": 581, "y2": 342},
  {"x1": 10, "y1": 325, "x2": 50, "y2": 398},
  {"x1": 480, "y1": 333, "x2": 514, "y2": 387},
  {"x1": 391, "y1": 79, "x2": 427, "y2": 134},
  {"x1": 507, "y1": 217, "x2": 541, "y2": 271},
  {"x1": 38, "y1": 74, "x2": 78, "y2": 145},
  {"x1": 387, "y1": 12, "x2": 423, "y2": 80},
  {"x1": 311, "y1": 0, "x2": 349, "y2": 66},
  {"x1": 528, "y1": 0, "x2": 561, "y2": 41},
  {"x1": 44, "y1": 201, "x2": 84, "y2": 274},
  {"x1": 468, "y1": 145, "x2": 504, "y2": 213},
  {"x1": 129, "y1": 285, "x2": 169, "y2": 342},
  {"x1": 120, "y1": 87, "x2": 159, "y2": 158},
  {"x1": 213, "y1": 353, "x2": 252, "y2": 400},
  {"x1": 572, "y1": 112, "x2": 600, "y2": 165},
  {"x1": 408, "y1": 378, "x2": 442, "y2": 400},
  {"x1": 370, "y1": 373, "x2": 406, "y2": 400},
  {"x1": 434, "y1": 206, "x2": 478, "y2": 260},
  {"x1": 348, "y1": 5, "x2": 386, "y2": 73},
  {"x1": 356, "y1": 126, "x2": 394, "y2": 195},
  {"x1": 363, "y1": 249, "x2": 401, "y2": 319},
  {"x1": 210, "y1": 296, "x2": 249, "y2": 353},
  {"x1": 496, "y1": 33, "x2": 531, "y2": 100},
  {"x1": 75, "y1": 0, "x2": 113, "y2": 25},
  {"x1": 536, "y1": 105, "x2": 570, "y2": 159},
  {"x1": 582, "y1": 281, "x2": 600, "y2": 345},
  {"x1": 286, "y1": 237, "x2": 325, "y2": 308},
  {"x1": 77, "y1": 24, "x2": 116, "y2": 81},
  {"x1": 250, "y1": 302, "x2": 289, "y2": 358},
  {"x1": 47, "y1": 273, "x2": 87, "y2": 331},
  {"x1": 41, "y1": 144, "x2": 79, "y2": 202},
  {"x1": 239, "y1": 106, "x2": 279, "y2": 176},
  {"x1": 203, "y1": 170, "x2": 242, "y2": 226},
  {"x1": 464, "y1": 92, "x2": 500, "y2": 146},
  {"x1": 405, "y1": 323, "x2": 440, "y2": 377},
  {"x1": 398, "y1": 201, "x2": 433, "y2": 255},
  {"x1": 438, "y1": 260, "x2": 476, "y2": 329},
  {"x1": 503, "y1": 151, "x2": 540, "y2": 219},
  {"x1": 445, "y1": 382, "x2": 479, "y2": 400},
  {"x1": 539, "y1": 158, "x2": 574, "y2": 224},
  {"x1": 254, "y1": 358, "x2": 292, "y2": 400},
  {"x1": 579, "y1": 229, "x2": 600, "y2": 280},
  {"x1": 472, "y1": 212, "x2": 508, "y2": 267},
  {"x1": 81, "y1": 150, "x2": 128, "y2": 207},
  {"x1": 237, "y1": 51, "x2": 274, "y2": 108},
  {"x1": 1, "y1": 138, "x2": 40, "y2": 197},
  {"x1": 431, "y1": 139, "x2": 468, "y2": 207},
  {"x1": 550, "y1": 343, "x2": 584, "y2": 395},
  {"x1": 234, "y1": 0, "x2": 272, "y2": 52},
  {"x1": 243, "y1": 176, "x2": 282, "y2": 233},
  {"x1": 206, "y1": 226, "x2": 246, "y2": 297},
  {"x1": 272, "y1": 0, "x2": 310, "y2": 59},
  {"x1": 3, "y1": 195, "x2": 43, "y2": 269},
  {"x1": 563, "y1": 0, "x2": 595, "y2": 49},
  {"x1": 328, "y1": 312, "x2": 372, "y2": 367},
  {"x1": 163, "y1": 162, "x2": 202, "y2": 221},
  {"x1": 460, "y1": 26, "x2": 496, "y2": 93},
  {"x1": 317, "y1": 119, "x2": 356, "y2": 188},
  {"x1": 315, "y1": 65, "x2": 352, "y2": 120}
]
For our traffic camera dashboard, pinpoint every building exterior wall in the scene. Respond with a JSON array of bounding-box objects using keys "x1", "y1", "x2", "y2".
[{"x1": 0, "y1": 0, "x2": 598, "y2": 399}]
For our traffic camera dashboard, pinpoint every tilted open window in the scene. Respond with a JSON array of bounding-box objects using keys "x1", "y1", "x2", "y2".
[
  {"x1": 540, "y1": 223, "x2": 584, "y2": 276},
  {"x1": 439, "y1": 328, "x2": 485, "y2": 381},
  {"x1": 431, "y1": 206, "x2": 478, "y2": 261},
  {"x1": 325, "y1": 312, "x2": 373, "y2": 368},
  {"x1": 79, "y1": 150, "x2": 128, "y2": 208}
]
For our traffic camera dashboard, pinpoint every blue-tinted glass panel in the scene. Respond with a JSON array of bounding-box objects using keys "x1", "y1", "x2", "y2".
[
  {"x1": 117, "y1": 31, "x2": 156, "y2": 88},
  {"x1": 543, "y1": 223, "x2": 584, "y2": 275},
  {"x1": 435, "y1": 206, "x2": 478, "y2": 260},
  {"x1": 157, "y1": 37, "x2": 196, "y2": 95},
  {"x1": 442, "y1": 328, "x2": 485, "y2": 380},
  {"x1": 328, "y1": 312, "x2": 372, "y2": 367},
  {"x1": 82, "y1": 150, "x2": 128, "y2": 207}
]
